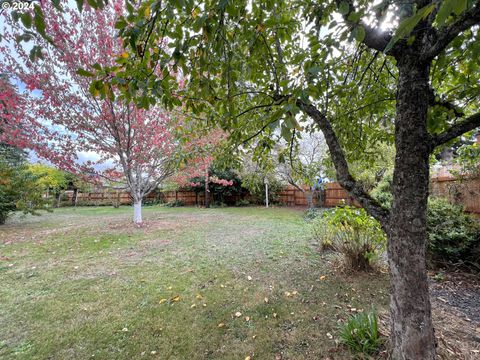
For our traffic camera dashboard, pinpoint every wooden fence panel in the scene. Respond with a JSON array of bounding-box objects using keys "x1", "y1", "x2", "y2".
[{"x1": 430, "y1": 176, "x2": 480, "y2": 214}]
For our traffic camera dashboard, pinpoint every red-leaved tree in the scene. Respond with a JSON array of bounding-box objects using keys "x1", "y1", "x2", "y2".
[
  {"x1": 0, "y1": 1, "x2": 176, "y2": 224},
  {"x1": 174, "y1": 129, "x2": 232, "y2": 208}
]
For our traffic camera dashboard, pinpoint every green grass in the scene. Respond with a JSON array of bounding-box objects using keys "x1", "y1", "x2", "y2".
[{"x1": 0, "y1": 206, "x2": 389, "y2": 359}]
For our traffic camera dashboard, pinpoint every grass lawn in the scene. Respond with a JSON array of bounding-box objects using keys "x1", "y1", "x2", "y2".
[{"x1": 0, "y1": 206, "x2": 390, "y2": 359}]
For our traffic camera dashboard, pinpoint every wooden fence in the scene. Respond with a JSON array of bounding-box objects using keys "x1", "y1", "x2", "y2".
[
  {"x1": 430, "y1": 176, "x2": 480, "y2": 214},
  {"x1": 60, "y1": 183, "x2": 357, "y2": 208},
  {"x1": 59, "y1": 178, "x2": 479, "y2": 213}
]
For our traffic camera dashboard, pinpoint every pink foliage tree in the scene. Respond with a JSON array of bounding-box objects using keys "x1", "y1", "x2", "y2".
[
  {"x1": 0, "y1": 1, "x2": 176, "y2": 224},
  {"x1": 174, "y1": 129, "x2": 232, "y2": 208}
]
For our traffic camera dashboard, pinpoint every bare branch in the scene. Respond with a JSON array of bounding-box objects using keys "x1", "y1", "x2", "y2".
[
  {"x1": 430, "y1": 112, "x2": 480, "y2": 148},
  {"x1": 428, "y1": 87, "x2": 464, "y2": 117},
  {"x1": 424, "y1": 0, "x2": 480, "y2": 60},
  {"x1": 295, "y1": 99, "x2": 390, "y2": 227}
]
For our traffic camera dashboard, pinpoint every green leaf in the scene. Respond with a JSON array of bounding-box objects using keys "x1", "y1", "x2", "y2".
[
  {"x1": 338, "y1": 1, "x2": 350, "y2": 16},
  {"x1": 436, "y1": 0, "x2": 467, "y2": 27},
  {"x1": 33, "y1": 5, "x2": 46, "y2": 37},
  {"x1": 76, "y1": 68, "x2": 95, "y2": 77},
  {"x1": 352, "y1": 26, "x2": 366, "y2": 43},
  {"x1": 384, "y1": 3, "x2": 436, "y2": 53},
  {"x1": 20, "y1": 13, "x2": 32, "y2": 29},
  {"x1": 75, "y1": 0, "x2": 84, "y2": 13}
]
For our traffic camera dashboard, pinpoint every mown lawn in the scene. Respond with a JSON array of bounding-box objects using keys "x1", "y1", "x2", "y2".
[{"x1": 0, "y1": 206, "x2": 389, "y2": 359}]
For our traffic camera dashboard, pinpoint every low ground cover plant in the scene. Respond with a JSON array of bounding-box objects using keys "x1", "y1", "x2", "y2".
[{"x1": 339, "y1": 310, "x2": 383, "y2": 356}]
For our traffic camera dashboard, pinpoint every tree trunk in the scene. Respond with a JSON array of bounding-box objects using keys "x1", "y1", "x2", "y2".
[
  {"x1": 388, "y1": 61, "x2": 436, "y2": 359},
  {"x1": 133, "y1": 198, "x2": 142, "y2": 224},
  {"x1": 265, "y1": 180, "x2": 269, "y2": 208},
  {"x1": 72, "y1": 188, "x2": 78, "y2": 207},
  {"x1": 205, "y1": 170, "x2": 210, "y2": 208},
  {"x1": 305, "y1": 189, "x2": 314, "y2": 208}
]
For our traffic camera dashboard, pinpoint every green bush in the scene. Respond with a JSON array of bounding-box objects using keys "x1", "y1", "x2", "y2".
[
  {"x1": 235, "y1": 199, "x2": 250, "y2": 207},
  {"x1": 427, "y1": 197, "x2": 480, "y2": 269},
  {"x1": 164, "y1": 200, "x2": 185, "y2": 207},
  {"x1": 311, "y1": 206, "x2": 386, "y2": 271},
  {"x1": 339, "y1": 311, "x2": 382, "y2": 356},
  {"x1": 241, "y1": 173, "x2": 284, "y2": 205},
  {"x1": 304, "y1": 207, "x2": 322, "y2": 221},
  {"x1": 370, "y1": 172, "x2": 393, "y2": 209},
  {"x1": 0, "y1": 161, "x2": 49, "y2": 224}
]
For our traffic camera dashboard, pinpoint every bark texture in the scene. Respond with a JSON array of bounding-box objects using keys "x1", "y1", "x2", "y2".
[
  {"x1": 133, "y1": 199, "x2": 142, "y2": 224},
  {"x1": 388, "y1": 62, "x2": 435, "y2": 359}
]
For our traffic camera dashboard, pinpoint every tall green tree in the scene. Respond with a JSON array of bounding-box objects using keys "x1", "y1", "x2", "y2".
[{"x1": 13, "y1": 0, "x2": 480, "y2": 358}]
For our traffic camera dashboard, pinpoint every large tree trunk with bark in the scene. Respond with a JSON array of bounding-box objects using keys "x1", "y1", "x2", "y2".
[{"x1": 388, "y1": 61, "x2": 436, "y2": 359}]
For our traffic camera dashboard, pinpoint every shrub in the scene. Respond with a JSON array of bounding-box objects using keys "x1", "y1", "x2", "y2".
[
  {"x1": 370, "y1": 172, "x2": 393, "y2": 209},
  {"x1": 427, "y1": 197, "x2": 480, "y2": 269},
  {"x1": 164, "y1": 200, "x2": 185, "y2": 207},
  {"x1": 235, "y1": 199, "x2": 250, "y2": 207},
  {"x1": 241, "y1": 173, "x2": 284, "y2": 205},
  {"x1": 304, "y1": 207, "x2": 321, "y2": 221},
  {"x1": 339, "y1": 311, "x2": 382, "y2": 356},
  {"x1": 0, "y1": 161, "x2": 49, "y2": 224},
  {"x1": 311, "y1": 206, "x2": 386, "y2": 271}
]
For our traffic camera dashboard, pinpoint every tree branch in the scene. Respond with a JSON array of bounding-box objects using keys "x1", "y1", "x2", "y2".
[
  {"x1": 430, "y1": 112, "x2": 480, "y2": 148},
  {"x1": 424, "y1": 0, "x2": 480, "y2": 60},
  {"x1": 428, "y1": 87, "x2": 464, "y2": 117},
  {"x1": 296, "y1": 99, "x2": 390, "y2": 227},
  {"x1": 335, "y1": 0, "x2": 392, "y2": 53}
]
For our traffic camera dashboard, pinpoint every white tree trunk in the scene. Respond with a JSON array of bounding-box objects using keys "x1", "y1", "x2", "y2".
[
  {"x1": 265, "y1": 181, "x2": 269, "y2": 208},
  {"x1": 133, "y1": 199, "x2": 142, "y2": 224}
]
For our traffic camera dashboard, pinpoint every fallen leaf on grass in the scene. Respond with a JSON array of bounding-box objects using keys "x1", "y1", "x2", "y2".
[
  {"x1": 218, "y1": 323, "x2": 225, "y2": 328},
  {"x1": 326, "y1": 332, "x2": 333, "y2": 339},
  {"x1": 320, "y1": 275, "x2": 327, "y2": 281},
  {"x1": 190, "y1": 304, "x2": 196, "y2": 308},
  {"x1": 195, "y1": 293, "x2": 203, "y2": 300},
  {"x1": 171, "y1": 295, "x2": 181, "y2": 302},
  {"x1": 159, "y1": 298, "x2": 167, "y2": 304},
  {"x1": 235, "y1": 311, "x2": 242, "y2": 317},
  {"x1": 264, "y1": 297, "x2": 269, "y2": 303},
  {"x1": 245, "y1": 356, "x2": 251, "y2": 360}
]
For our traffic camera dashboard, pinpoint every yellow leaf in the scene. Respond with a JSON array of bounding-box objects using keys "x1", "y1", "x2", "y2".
[
  {"x1": 284, "y1": 291, "x2": 292, "y2": 297},
  {"x1": 191, "y1": 8, "x2": 199, "y2": 18},
  {"x1": 292, "y1": 290, "x2": 298, "y2": 296},
  {"x1": 159, "y1": 298, "x2": 167, "y2": 304},
  {"x1": 320, "y1": 275, "x2": 327, "y2": 281},
  {"x1": 171, "y1": 295, "x2": 181, "y2": 302},
  {"x1": 121, "y1": 52, "x2": 129, "y2": 59},
  {"x1": 144, "y1": 6, "x2": 151, "y2": 18},
  {"x1": 217, "y1": 322, "x2": 225, "y2": 328},
  {"x1": 195, "y1": 293, "x2": 203, "y2": 300},
  {"x1": 245, "y1": 356, "x2": 251, "y2": 360},
  {"x1": 190, "y1": 304, "x2": 196, "y2": 308},
  {"x1": 264, "y1": 297, "x2": 269, "y2": 303}
]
